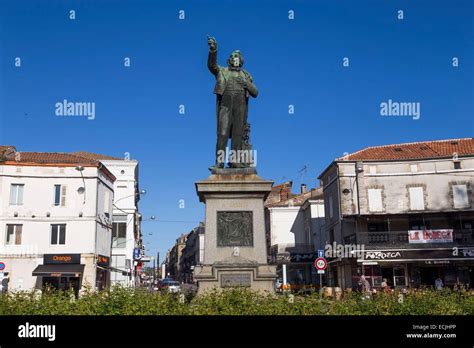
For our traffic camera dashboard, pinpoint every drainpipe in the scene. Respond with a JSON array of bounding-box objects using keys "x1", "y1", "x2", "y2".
[{"x1": 355, "y1": 162, "x2": 362, "y2": 216}]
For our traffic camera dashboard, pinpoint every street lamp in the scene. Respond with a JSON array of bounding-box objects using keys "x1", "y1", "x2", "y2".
[
  {"x1": 75, "y1": 165, "x2": 86, "y2": 204},
  {"x1": 114, "y1": 189, "x2": 147, "y2": 205}
]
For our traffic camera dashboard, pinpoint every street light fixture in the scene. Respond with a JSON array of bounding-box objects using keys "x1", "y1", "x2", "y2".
[
  {"x1": 75, "y1": 165, "x2": 86, "y2": 204},
  {"x1": 114, "y1": 189, "x2": 147, "y2": 205}
]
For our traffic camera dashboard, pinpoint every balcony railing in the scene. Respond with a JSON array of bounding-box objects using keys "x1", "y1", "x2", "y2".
[{"x1": 355, "y1": 229, "x2": 474, "y2": 249}]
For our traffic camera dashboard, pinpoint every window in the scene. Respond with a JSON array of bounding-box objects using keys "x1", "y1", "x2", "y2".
[
  {"x1": 9, "y1": 184, "x2": 24, "y2": 205},
  {"x1": 54, "y1": 185, "x2": 66, "y2": 206},
  {"x1": 409, "y1": 220, "x2": 430, "y2": 230},
  {"x1": 368, "y1": 223, "x2": 388, "y2": 232},
  {"x1": 410, "y1": 164, "x2": 418, "y2": 173},
  {"x1": 453, "y1": 184, "x2": 469, "y2": 208},
  {"x1": 6, "y1": 224, "x2": 22, "y2": 245},
  {"x1": 368, "y1": 189, "x2": 383, "y2": 212},
  {"x1": 454, "y1": 161, "x2": 461, "y2": 170},
  {"x1": 54, "y1": 185, "x2": 61, "y2": 206},
  {"x1": 112, "y1": 222, "x2": 127, "y2": 248},
  {"x1": 409, "y1": 187, "x2": 424, "y2": 210},
  {"x1": 51, "y1": 224, "x2": 66, "y2": 245}
]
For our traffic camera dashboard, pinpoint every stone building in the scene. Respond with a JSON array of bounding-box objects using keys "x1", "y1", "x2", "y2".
[
  {"x1": 265, "y1": 182, "x2": 326, "y2": 286},
  {"x1": 180, "y1": 223, "x2": 205, "y2": 283},
  {"x1": 318, "y1": 138, "x2": 474, "y2": 290},
  {"x1": 166, "y1": 233, "x2": 188, "y2": 281}
]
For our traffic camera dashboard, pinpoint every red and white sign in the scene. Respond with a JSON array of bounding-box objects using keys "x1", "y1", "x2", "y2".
[
  {"x1": 408, "y1": 229, "x2": 453, "y2": 244},
  {"x1": 314, "y1": 257, "x2": 327, "y2": 271}
]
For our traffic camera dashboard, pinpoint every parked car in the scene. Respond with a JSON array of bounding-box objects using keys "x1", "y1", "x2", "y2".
[{"x1": 159, "y1": 279, "x2": 181, "y2": 293}]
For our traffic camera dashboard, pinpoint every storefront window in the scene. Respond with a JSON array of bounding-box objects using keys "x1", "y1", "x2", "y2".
[{"x1": 394, "y1": 267, "x2": 406, "y2": 287}]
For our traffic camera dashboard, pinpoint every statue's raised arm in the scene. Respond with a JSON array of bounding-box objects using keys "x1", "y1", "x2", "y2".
[{"x1": 207, "y1": 36, "x2": 219, "y2": 76}]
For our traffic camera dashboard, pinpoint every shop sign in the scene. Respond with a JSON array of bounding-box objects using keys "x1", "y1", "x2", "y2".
[
  {"x1": 44, "y1": 254, "x2": 81, "y2": 264},
  {"x1": 361, "y1": 247, "x2": 474, "y2": 262},
  {"x1": 365, "y1": 251, "x2": 402, "y2": 260},
  {"x1": 97, "y1": 255, "x2": 110, "y2": 267},
  {"x1": 133, "y1": 248, "x2": 141, "y2": 260},
  {"x1": 408, "y1": 229, "x2": 453, "y2": 244}
]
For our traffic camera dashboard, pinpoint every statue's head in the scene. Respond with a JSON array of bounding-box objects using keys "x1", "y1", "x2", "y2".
[{"x1": 227, "y1": 50, "x2": 244, "y2": 68}]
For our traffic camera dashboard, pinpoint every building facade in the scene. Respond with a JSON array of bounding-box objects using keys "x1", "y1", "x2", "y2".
[
  {"x1": 318, "y1": 138, "x2": 474, "y2": 290},
  {"x1": 73, "y1": 152, "x2": 143, "y2": 287},
  {"x1": 0, "y1": 147, "x2": 115, "y2": 295},
  {"x1": 166, "y1": 233, "x2": 188, "y2": 281},
  {"x1": 180, "y1": 223, "x2": 205, "y2": 283},
  {"x1": 265, "y1": 182, "x2": 326, "y2": 286}
]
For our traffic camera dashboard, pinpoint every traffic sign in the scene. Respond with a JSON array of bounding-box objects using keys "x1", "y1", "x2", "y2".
[
  {"x1": 314, "y1": 257, "x2": 327, "y2": 271},
  {"x1": 0, "y1": 262, "x2": 5, "y2": 271},
  {"x1": 317, "y1": 270, "x2": 325, "y2": 274},
  {"x1": 317, "y1": 250, "x2": 325, "y2": 258}
]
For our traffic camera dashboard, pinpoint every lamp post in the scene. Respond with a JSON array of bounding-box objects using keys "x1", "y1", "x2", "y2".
[{"x1": 75, "y1": 166, "x2": 86, "y2": 204}]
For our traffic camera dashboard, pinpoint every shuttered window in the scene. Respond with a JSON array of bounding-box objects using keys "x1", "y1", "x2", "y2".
[{"x1": 409, "y1": 187, "x2": 424, "y2": 210}]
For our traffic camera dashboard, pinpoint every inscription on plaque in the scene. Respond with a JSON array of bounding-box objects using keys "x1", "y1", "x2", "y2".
[
  {"x1": 217, "y1": 211, "x2": 253, "y2": 247},
  {"x1": 220, "y1": 273, "x2": 251, "y2": 287}
]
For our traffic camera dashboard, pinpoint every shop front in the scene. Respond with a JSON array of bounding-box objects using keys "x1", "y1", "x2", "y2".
[
  {"x1": 96, "y1": 254, "x2": 110, "y2": 291},
  {"x1": 355, "y1": 246, "x2": 474, "y2": 290},
  {"x1": 32, "y1": 254, "x2": 84, "y2": 297}
]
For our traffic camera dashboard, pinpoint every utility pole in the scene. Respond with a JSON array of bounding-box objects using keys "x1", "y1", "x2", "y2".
[
  {"x1": 157, "y1": 251, "x2": 160, "y2": 278},
  {"x1": 153, "y1": 257, "x2": 156, "y2": 286}
]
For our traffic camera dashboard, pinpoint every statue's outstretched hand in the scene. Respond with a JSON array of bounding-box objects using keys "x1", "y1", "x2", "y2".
[{"x1": 207, "y1": 36, "x2": 217, "y2": 51}]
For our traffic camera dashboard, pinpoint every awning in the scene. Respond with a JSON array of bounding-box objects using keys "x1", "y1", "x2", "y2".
[
  {"x1": 108, "y1": 266, "x2": 131, "y2": 276},
  {"x1": 32, "y1": 264, "x2": 85, "y2": 277}
]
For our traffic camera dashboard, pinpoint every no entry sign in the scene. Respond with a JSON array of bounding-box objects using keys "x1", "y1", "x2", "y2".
[{"x1": 314, "y1": 257, "x2": 327, "y2": 271}]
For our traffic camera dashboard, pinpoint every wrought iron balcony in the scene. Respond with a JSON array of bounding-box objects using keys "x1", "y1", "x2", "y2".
[{"x1": 355, "y1": 229, "x2": 474, "y2": 249}]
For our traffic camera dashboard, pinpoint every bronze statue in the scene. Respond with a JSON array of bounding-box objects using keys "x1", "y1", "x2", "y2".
[{"x1": 207, "y1": 36, "x2": 258, "y2": 170}]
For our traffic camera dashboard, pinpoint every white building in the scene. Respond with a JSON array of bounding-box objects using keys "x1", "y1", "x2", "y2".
[
  {"x1": 73, "y1": 152, "x2": 143, "y2": 287},
  {"x1": 0, "y1": 147, "x2": 115, "y2": 295},
  {"x1": 265, "y1": 182, "x2": 326, "y2": 286}
]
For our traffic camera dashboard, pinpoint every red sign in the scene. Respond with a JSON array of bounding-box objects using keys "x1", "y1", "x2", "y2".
[
  {"x1": 408, "y1": 229, "x2": 453, "y2": 244},
  {"x1": 314, "y1": 257, "x2": 327, "y2": 270},
  {"x1": 0, "y1": 262, "x2": 5, "y2": 271}
]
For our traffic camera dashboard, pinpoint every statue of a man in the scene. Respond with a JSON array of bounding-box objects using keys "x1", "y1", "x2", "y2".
[{"x1": 207, "y1": 36, "x2": 258, "y2": 170}]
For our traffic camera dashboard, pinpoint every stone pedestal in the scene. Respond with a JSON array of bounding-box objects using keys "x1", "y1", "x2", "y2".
[{"x1": 194, "y1": 168, "x2": 276, "y2": 293}]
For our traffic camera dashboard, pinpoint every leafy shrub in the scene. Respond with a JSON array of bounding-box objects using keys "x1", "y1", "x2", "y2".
[{"x1": 0, "y1": 287, "x2": 472, "y2": 315}]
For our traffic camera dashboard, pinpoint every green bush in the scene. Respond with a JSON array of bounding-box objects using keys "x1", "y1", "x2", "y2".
[{"x1": 0, "y1": 287, "x2": 472, "y2": 315}]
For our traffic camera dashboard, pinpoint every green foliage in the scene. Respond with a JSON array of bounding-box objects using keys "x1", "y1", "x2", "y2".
[{"x1": 0, "y1": 287, "x2": 472, "y2": 315}]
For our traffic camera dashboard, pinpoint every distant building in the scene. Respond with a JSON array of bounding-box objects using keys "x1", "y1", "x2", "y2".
[
  {"x1": 166, "y1": 233, "x2": 188, "y2": 281},
  {"x1": 0, "y1": 147, "x2": 115, "y2": 295},
  {"x1": 318, "y1": 138, "x2": 474, "y2": 290},
  {"x1": 73, "y1": 152, "x2": 143, "y2": 287},
  {"x1": 265, "y1": 182, "x2": 326, "y2": 286},
  {"x1": 180, "y1": 223, "x2": 205, "y2": 283}
]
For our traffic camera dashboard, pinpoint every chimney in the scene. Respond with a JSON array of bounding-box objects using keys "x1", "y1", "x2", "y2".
[{"x1": 300, "y1": 184, "x2": 308, "y2": 194}]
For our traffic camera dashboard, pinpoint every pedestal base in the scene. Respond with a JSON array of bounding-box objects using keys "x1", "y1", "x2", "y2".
[
  {"x1": 194, "y1": 258, "x2": 276, "y2": 294},
  {"x1": 195, "y1": 169, "x2": 276, "y2": 293}
]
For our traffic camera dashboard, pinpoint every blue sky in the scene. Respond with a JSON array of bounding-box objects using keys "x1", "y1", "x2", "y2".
[{"x1": 1, "y1": 0, "x2": 473, "y2": 261}]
